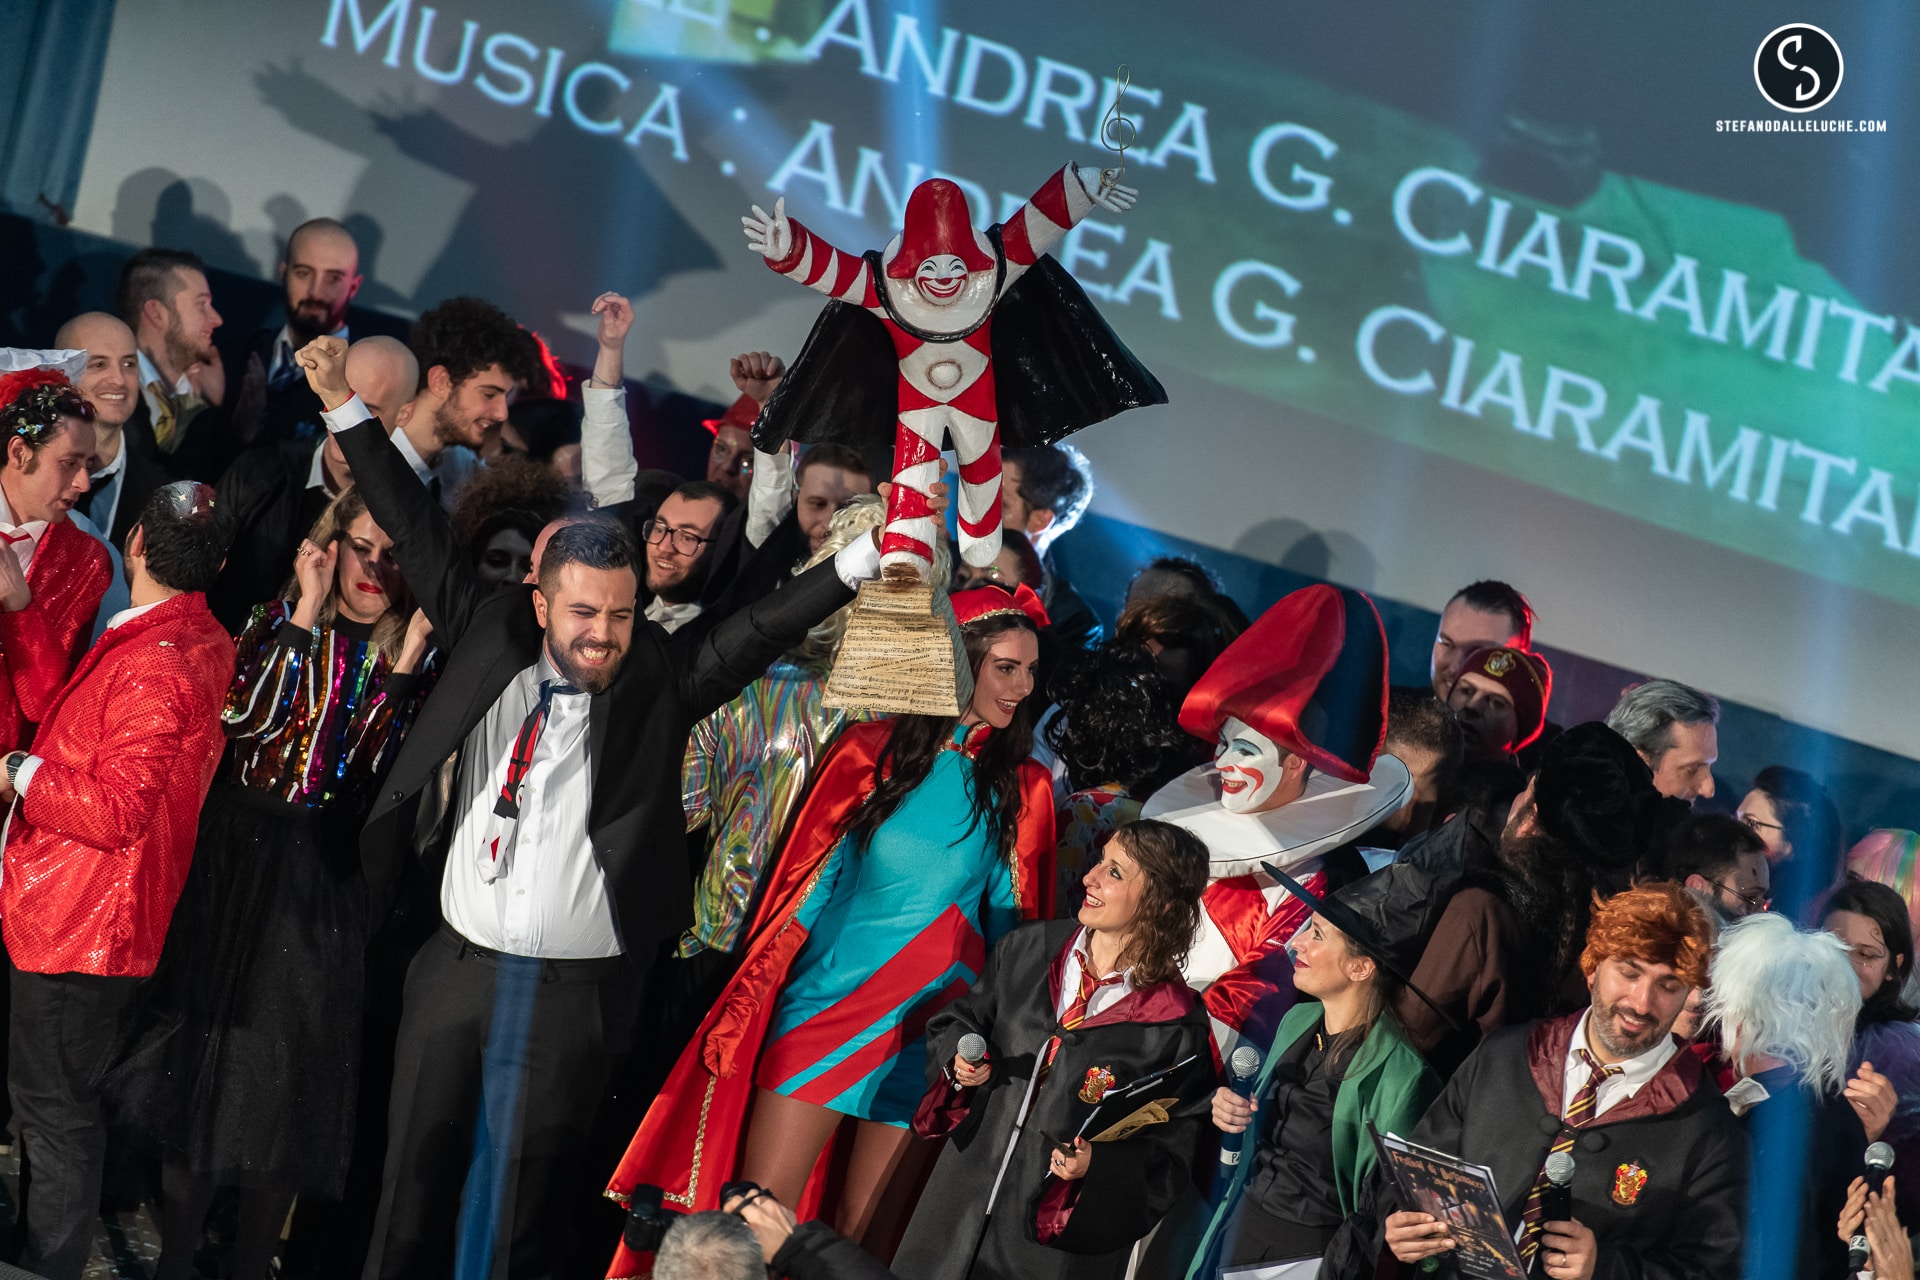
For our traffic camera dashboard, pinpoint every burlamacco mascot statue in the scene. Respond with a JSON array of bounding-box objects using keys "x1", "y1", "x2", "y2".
[
  {"x1": 1142, "y1": 584, "x2": 1411, "y2": 1060},
  {"x1": 742, "y1": 162, "x2": 1166, "y2": 711}
]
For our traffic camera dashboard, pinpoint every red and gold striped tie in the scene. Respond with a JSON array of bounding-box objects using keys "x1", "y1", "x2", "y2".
[
  {"x1": 1519, "y1": 1048, "x2": 1622, "y2": 1265},
  {"x1": 1040, "y1": 959, "x2": 1125, "y2": 1081}
]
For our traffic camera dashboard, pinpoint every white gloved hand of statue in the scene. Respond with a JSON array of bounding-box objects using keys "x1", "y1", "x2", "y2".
[
  {"x1": 1074, "y1": 163, "x2": 1138, "y2": 214},
  {"x1": 741, "y1": 196, "x2": 794, "y2": 260}
]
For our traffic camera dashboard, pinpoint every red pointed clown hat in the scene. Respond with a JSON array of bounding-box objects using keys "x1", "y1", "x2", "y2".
[
  {"x1": 1178, "y1": 584, "x2": 1389, "y2": 785},
  {"x1": 884, "y1": 178, "x2": 996, "y2": 279},
  {"x1": 951, "y1": 581, "x2": 1050, "y2": 630}
]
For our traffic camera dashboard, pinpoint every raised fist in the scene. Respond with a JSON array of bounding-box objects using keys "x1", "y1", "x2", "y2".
[{"x1": 295, "y1": 336, "x2": 353, "y2": 410}]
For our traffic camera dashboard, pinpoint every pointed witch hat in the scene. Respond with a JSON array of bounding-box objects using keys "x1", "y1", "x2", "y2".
[{"x1": 1261, "y1": 860, "x2": 1462, "y2": 1032}]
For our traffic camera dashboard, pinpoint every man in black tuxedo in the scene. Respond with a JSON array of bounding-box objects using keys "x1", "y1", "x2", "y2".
[
  {"x1": 297, "y1": 336, "x2": 899, "y2": 1279},
  {"x1": 217, "y1": 217, "x2": 364, "y2": 453}
]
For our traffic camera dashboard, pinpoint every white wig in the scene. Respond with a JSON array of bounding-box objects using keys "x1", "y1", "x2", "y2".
[{"x1": 1705, "y1": 912, "x2": 1859, "y2": 1095}]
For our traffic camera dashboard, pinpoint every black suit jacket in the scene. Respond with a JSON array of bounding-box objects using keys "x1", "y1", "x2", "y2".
[
  {"x1": 338, "y1": 415, "x2": 857, "y2": 966},
  {"x1": 217, "y1": 325, "x2": 329, "y2": 451},
  {"x1": 207, "y1": 438, "x2": 331, "y2": 633},
  {"x1": 77, "y1": 419, "x2": 172, "y2": 548}
]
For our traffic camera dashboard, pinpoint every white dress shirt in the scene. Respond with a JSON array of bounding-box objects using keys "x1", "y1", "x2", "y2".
[
  {"x1": 1055, "y1": 927, "x2": 1137, "y2": 1023},
  {"x1": 320, "y1": 397, "x2": 478, "y2": 511},
  {"x1": 746, "y1": 446, "x2": 796, "y2": 549},
  {"x1": 580, "y1": 382, "x2": 637, "y2": 509},
  {"x1": 1560, "y1": 1009, "x2": 1678, "y2": 1120},
  {"x1": 0, "y1": 487, "x2": 46, "y2": 574},
  {"x1": 439, "y1": 655, "x2": 621, "y2": 959},
  {"x1": 85, "y1": 437, "x2": 129, "y2": 539},
  {"x1": 644, "y1": 598, "x2": 703, "y2": 633}
]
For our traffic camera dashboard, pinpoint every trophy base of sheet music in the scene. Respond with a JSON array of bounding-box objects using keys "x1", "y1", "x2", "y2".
[{"x1": 824, "y1": 578, "x2": 972, "y2": 717}]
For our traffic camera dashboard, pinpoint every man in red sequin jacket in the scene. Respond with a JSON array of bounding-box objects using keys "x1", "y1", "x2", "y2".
[{"x1": 0, "y1": 481, "x2": 233, "y2": 1280}]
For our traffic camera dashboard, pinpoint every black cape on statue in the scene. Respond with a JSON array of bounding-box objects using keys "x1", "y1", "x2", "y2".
[{"x1": 751, "y1": 233, "x2": 1169, "y2": 454}]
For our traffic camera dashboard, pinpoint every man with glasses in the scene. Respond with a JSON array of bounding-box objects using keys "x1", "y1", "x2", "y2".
[
  {"x1": 641, "y1": 480, "x2": 736, "y2": 634},
  {"x1": 1662, "y1": 813, "x2": 1771, "y2": 923}
]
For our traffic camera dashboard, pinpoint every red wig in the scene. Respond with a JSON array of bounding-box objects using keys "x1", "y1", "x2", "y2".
[{"x1": 1580, "y1": 883, "x2": 1711, "y2": 989}]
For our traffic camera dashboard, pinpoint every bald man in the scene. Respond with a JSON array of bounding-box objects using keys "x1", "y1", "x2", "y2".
[
  {"x1": 204, "y1": 334, "x2": 418, "y2": 632},
  {"x1": 57, "y1": 312, "x2": 173, "y2": 546},
  {"x1": 219, "y1": 217, "x2": 366, "y2": 452}
]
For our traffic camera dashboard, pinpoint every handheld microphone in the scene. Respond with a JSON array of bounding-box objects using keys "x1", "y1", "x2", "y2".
[
  {"x1": 1848, "y1": 1232, "x2": 1870, "y2": 1274},
  {"x1": 1218, "y1": 1046, "x2": 1262, "y2": 1174},
  {"x1": 1866, "y1": 1139, "x2": 1896, "y2": 1186},
  {"x1": 1540, "y1": 1151, "x2": 1575, "y2": 1225},
  {"x1": 1844, "y1": 1145, "x2": 1893, "y2": 1275},
  {"x1": 957, "y1": 1033, "x2": 989, "y2": 1065}
]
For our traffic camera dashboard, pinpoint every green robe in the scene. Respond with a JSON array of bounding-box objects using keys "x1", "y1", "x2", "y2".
[{"x1": 1188, "y1": 1001, "x2": 1440, "y2": 1276}]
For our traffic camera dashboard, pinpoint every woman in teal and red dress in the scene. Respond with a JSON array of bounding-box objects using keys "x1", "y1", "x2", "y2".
[{"x1": 604, "y1": 583, "x2": 1057, "y2": 1276}]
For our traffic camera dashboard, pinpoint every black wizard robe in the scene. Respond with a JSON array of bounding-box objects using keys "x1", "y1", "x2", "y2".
[{"x1": 895, "y1": 919, "x2": 1216, "y2": 1280}]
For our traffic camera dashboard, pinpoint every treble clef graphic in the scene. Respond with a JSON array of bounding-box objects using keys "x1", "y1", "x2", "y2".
[{"x1": 1097, "y1": 65, "x2": 1135, "y2": 199}]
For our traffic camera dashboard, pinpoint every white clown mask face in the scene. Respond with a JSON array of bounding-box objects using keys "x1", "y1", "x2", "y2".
[
  {"x1": 1214, "y1": 716, "x2": 1290, "y2": 814},
  {"x1": 914, "y1": 254, "x2": 969, "y2": 305}
]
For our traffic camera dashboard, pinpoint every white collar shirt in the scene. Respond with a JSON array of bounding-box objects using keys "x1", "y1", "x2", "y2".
[
  {"x1": 1560, "y1": 1009, "x2": 1679, "y2": 1121},
  {"x1": 86, "y1": 437, "x2": 129, "y2": 537},
  {"x1": 136, "y1": 350, "x2": 192, "y2": 427},
  {"x1": 1054, "y1": 927, "x2": 1136, "y2": 1024},
  {"x1": 439, "y1": 654, "x2": 621, "y2": 959},
  {"x1": 0, "y1": 487, "x2": 47, "y2": 574},
  {"x1": 644, "y1": 597, "x2": 703, "y2": 633},
  {"x1": 269, "y1": 322, "x2": 347, "y2": 384}
]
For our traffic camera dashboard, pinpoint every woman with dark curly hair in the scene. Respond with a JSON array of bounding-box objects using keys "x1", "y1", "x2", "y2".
[
  {"x1": 897, "y1": 818, "x2": 1217, "y2": 1280},
  {"x1": 448, "y1": 455, "x2": 573, "y2": 588},
  {"x1": 1047, "y1": 641, "x2": 1207, "y2": 911}
]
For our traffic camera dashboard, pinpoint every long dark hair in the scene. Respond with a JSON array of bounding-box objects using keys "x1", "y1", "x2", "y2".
[
  {"x1": 1827, "y1": 879, "x2": 1919, "y2": 1026},
  {"x1": 1753, "y1": 765, "x2": 1844, "y2": 866},
  {"x1": 840, "y1": 614, "x2": 1039, "y2": 867},
  {"x1": 1105, "y1": 819, "x2": 1209, "y2": 986}
]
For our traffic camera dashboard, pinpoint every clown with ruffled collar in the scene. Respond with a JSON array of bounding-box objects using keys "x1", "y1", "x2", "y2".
[{"x1": 1142, "y1": 584, "x2": 1410, "y2": 1060}]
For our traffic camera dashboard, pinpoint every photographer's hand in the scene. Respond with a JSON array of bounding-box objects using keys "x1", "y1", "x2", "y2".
[{"x1": 724, "y1": 1189, "x2": 797, "y2": 1261}]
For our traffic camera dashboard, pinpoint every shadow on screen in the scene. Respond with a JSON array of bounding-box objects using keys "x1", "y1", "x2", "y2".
[{"x1": 251, "y1": 62, "x2": 722, "y2": 339}]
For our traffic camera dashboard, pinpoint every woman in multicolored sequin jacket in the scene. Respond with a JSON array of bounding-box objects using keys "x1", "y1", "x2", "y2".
[{"x1": 120, "y1": 485, "x2": 435, "y2": 1280}]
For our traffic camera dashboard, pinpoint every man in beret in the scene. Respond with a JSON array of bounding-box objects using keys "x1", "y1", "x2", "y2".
[
  {"x1": 1446, "y1": 644, "x2": 1551, "y2": 763},
  {"x1": 1392, "y1": 723, "x2": 1689, "y2": 1078}
]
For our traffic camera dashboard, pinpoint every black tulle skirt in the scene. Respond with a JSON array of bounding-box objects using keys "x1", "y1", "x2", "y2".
[{"x1": 111, "y1": 784, "x2": 370, "y2": 1195}]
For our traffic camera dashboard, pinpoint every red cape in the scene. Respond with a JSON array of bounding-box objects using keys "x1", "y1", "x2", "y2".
[{"x1": 604, "y1": 718, "x2": 1055, "y2": 1277}]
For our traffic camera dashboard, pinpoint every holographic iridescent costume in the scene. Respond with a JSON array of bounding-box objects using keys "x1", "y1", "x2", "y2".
[
  {"x1": 118, "y1": 601, "x2": 431, "y2": 1194},
  {"x1": 678, "y1": 660, "x2": 871, "y2": 959}
]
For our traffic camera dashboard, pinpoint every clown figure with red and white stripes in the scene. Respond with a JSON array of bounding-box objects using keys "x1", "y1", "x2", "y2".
[{"x1": 742, "y1": 162, "x2": 1138, "y2": 581}]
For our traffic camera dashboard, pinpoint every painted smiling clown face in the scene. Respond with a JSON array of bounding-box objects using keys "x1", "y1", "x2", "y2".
[{"x1": 1214, "y1": 715, "x2": 1291, "y2": 814}]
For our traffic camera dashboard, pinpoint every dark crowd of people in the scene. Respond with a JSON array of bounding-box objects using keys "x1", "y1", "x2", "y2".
[{"x1": 0, "y1": 221, "x2": 1914, "y2": 1280}]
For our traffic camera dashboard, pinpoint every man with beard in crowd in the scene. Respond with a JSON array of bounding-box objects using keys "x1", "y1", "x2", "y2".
[
  {"x1": 218, "y1": 217, "x2": 364, "y2": 449},
  {"x1": 1393, "y1": 722, "x2": 1685, "y2": 1077},
  {"x1": 116, "y1": 248, "x2": 225, "y2": 477},
  {"x1": 1328, "y1": 884, "x2": 1745, "y2": 1280},
  {"x1": 390, "y1": 296, "x2": 539, "y2": 511},
  {"x1": 294, "y1": 334, "x2": 903, "y2": 1278}
]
